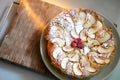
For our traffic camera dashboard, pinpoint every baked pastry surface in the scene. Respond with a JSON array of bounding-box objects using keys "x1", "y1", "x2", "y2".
[{"x1": 45, "y1": 8, "x2": 116, "y2": 78}]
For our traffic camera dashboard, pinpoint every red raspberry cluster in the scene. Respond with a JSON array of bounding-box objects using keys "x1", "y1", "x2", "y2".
[{"x1": 71, "y1": 38, "x2": 84, "y2": 49}]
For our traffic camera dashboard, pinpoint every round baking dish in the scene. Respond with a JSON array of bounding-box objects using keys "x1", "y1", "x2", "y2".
[{"x1": 40, "y1": 12, "x2": 120, "y2": 80}]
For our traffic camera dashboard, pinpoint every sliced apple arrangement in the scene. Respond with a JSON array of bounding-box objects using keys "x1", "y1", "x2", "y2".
[{"x1": 46, "y1": 8, "x2": 116, "y2": 78}]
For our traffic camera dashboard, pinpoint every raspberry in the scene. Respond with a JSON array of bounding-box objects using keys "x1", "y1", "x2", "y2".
[
  {"x1": 71, "y1": 41, "x2": 77, "y2": 48},
  {"x1": 71, "y1": 38, "x2": 84, "y2": 49},
  {"x1": 77, "y1": 43, "x2": 84, "y2": 49},
  {"x1": 74, "y1": 38, "x2": 81, "y2": 43}
]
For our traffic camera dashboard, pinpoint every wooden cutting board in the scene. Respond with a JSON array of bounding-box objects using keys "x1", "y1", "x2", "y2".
[{"x1": 0, "y1": 0, "x2": 62, "y2": 75}]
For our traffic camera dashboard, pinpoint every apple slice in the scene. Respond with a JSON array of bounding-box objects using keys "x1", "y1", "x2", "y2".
[
  {"x1": 75, "y1": 25, "x2": 83, "y2": 35},
  {"x1": 73, "y1": 63, "x2": 82, "y2": 75},
  {"x1": 93, "y1": 56, "x2": 104, "y2": 64},
  {"x1": 65, "y1": 15, "x2": 74, "y2": 29},
  {"x1": 85, "y1": 66, "x2": 96, "y2": 72},
  {"x1": 62, "y1": 46, "x2": 74, "y2": 52},
  {"x1": 61, "y1": 58, "x2": 69, "y2": 69},
  {"x1": 53, "y1": 47, "x2": 62, "y2": 59},
  {"x1": 51, "y1": 38, "x2": 65, "y2": 47},
  {"x1": 66, "y1": 62, "x2": 73, "y2": 75},
  {"x1": 69, "y1": 54, "x2": 80, "y2": 62},
  {"x1": 86, "y1": 31, "x2": 95, "y2": 39},
  {"x1": 87, "y1": 40, "x2": 100, "y2": 48},
  {"x1": 97, "y1": 32, "x2": 111, "y2": 43},
  {"x1": 80, "y1": 29, "x2": 87, "y2": 41},
  {"x1": 83, "y1": 46, "x2": 90, "y2": 55},
  {"x1": 71, "y1": 29, "x2": 79, "y2": 38},
  {"x1": 78, "y1": 12, "x2": 86, "y2": 22},
  {"x1": 88, "y1": 21, "x2": 103, "y2": 34},
  {"x1": 84, "y1": 13, "x2": 96, "y2": 28},
  {"x1": 88, "y1": 52, "x2": 98, "y2": 57},
  {"x1": 98, "y1": 46, "x2": 115, "y2": 54},
  {"x1": 105, "y1": 59, "x2": 110, "y2": 64},
  {"x1": 74, "y1": 11, "x2": 86, "y2": 34}
]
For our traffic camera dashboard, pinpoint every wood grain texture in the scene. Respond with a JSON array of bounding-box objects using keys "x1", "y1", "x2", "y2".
[{"x1": 0, "y1": 0, "x2": 62, "y2": 75}]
